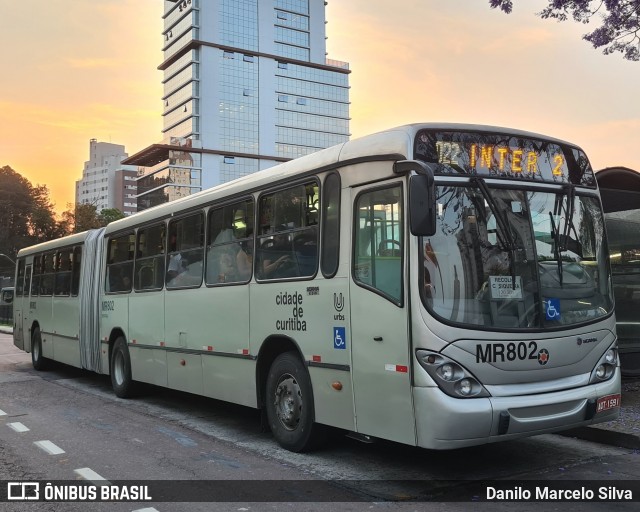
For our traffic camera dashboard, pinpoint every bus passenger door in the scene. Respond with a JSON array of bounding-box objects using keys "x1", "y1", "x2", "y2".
[
  {"x1": 349, "y1": 182, "x2": 416, "y2": 445},
  {"x1": 14, "y1": 263, "x2": 31, "y2": 350}
]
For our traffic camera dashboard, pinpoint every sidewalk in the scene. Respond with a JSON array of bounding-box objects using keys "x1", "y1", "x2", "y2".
[{"x1": 0, "y1": 323, "x2": 638, "y2": 450}]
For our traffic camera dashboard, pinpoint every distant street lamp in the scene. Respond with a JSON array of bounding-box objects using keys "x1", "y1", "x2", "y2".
[{"x1": 0, "y1": 254, "x2": 16, "y2": 266}]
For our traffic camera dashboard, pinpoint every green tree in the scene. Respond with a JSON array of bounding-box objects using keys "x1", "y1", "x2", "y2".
[
  {"x1": 0, "y1": 165, "x2": 63, "y2": 260},
  {"x1": 74, "y1": 203, "x2": 103, "y2": 233},
  {"x1": 99, "y1": 208, "x2": 126, "y2": 225},
  {"x1": 59, "y1": 203, "x2": 126, "y2": 234},
  {"x1": 489, "y1": 0, "x2": 640, "y2": 61}
]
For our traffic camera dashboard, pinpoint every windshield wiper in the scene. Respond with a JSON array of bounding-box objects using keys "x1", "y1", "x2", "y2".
[
  {"x1": 472, "y1": 177, "x2": 517, "y2": 289},
  {"x1": 548, "y1": 211, "x2": 563, "y2": 287},
  {"x1": 560, "y1": 183, "x2": 576, "y2": 253},
  {"x1": 548, "y1": 184, "x2": 576, "y2": 287}
]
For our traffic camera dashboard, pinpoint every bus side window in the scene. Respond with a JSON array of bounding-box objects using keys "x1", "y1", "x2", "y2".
[
  {"x1": 15, "y1": 259, "x2": 25, "y2": 297},
  {"x1": 106, "y1": 233, "x2": 135, "y2": 293},
  {"x1": 54, "y1": 248, "x2": 73, "y2": 296},
  {"x1": 135, "y1": 223, "x2": 165, "y2": 291},
  {"x1": 167, "y1": 212, "x2": 204, "y2": 289},
  {"x1": 40, "y1": 253, "x2": 55, "y2": 296},
  {"x1": 206, "y1": 199, "x2": 254, "y2": 285},
  {"x1": 31, "y1": 255, "x2": 41, "y2": 297},
  {"x1": 321, "y1": 172, "x2": 341, "y2": 278},
  {"x1": 256, "y1": 181, "x2": 319, "y2": 280},
  {"x1": 71, "y1": 246, "x2": 82, "y2": 296}
]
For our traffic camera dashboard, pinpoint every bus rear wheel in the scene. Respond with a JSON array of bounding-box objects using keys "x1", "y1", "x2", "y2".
[
  {"x1": 265, "y1": 351, "x2": 325, "y2": 452},
  {"x1": 31, "y1": 327, "x2": 48, "y2": 371},
  {"x1": 110, "y1": 337, "x2": 136, "y2": 398}
]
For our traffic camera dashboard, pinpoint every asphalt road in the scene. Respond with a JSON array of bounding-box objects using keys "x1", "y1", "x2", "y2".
[{"x1": 1, "y1": 332, "x2": 639, "y2": 511}]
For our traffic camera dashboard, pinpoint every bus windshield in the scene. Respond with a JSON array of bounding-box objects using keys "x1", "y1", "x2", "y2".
[{"x1": 421, "y1": 184, "x2": 613, "y2": 329}]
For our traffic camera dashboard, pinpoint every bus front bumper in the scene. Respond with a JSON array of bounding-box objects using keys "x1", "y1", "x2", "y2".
[{"x1": 413, "y1": 369, "x2": 621, "y2": 450}]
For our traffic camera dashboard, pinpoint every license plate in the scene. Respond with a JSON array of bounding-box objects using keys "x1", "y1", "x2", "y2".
[{"x1": 596, "y1": 394, "x2": 621, "y2": 413}]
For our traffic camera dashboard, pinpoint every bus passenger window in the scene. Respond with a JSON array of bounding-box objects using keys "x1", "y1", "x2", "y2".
[
  {"x1": 40, "y1": 253, "x2": 55, "y2": 296},
  {"x1": 167, "y1": 212, "x2": 204, "y2": 289},
  {"x1": 71, "y1": 246, "x2": 82, "y2": 296},
  {"x1": 134, "y1": 223, "x2": 165, "y2": 291},
  {"x1": 106, "y1": 233, "x2": 135, "y2": 293},
  {"x1": 206, "y1": 199, "x2": 254, "y2": 285},
  {"x1": 321, "y1": 172, "x2": 341, "y2": 278},
  {"x1": 15, "y1": 259, "x2": 25, "y2": 297},
  {"x1": 31, "y1": 255, "x2": 41, "y2": 297},
  {"x1": 54, "y1": 249, "x2": 73, "y2": 296},
  {"x1": 256, "y1": 182, "x2": 319, "y2": 280}
]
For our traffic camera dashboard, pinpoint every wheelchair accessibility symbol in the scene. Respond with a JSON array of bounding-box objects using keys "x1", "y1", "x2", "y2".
[
  {"x1": 334, "y1": 327, "x2": 346, "y2": 350},
  {"x1": 545, "y1": 298, "x2": 561, "y2": 321}
]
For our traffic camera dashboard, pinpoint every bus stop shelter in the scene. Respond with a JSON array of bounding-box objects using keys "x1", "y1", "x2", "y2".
[{"x1": 596, "y1": 166, "x2": 640, "y2": 376}]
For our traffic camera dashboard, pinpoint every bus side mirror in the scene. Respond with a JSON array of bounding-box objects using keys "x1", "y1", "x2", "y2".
[{"x1": 409, "y1": 173, "x2": 436, "y2": 236}]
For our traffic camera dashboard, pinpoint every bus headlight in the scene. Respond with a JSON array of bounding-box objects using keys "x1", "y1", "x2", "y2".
[
  {"x1": 457, "y1": 378, "x2": 473, "y2": 396},
  {"x1": 589, "y1": 346, "x2": 618, "y2": 384},
  {"x1": 416, "y1": 350, "x2": 490, "y2": 398},
  {"x1": 439, "y1": 363, "x2": 455, "y2": 381}
]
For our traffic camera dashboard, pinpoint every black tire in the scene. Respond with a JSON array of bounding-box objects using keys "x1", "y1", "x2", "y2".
[
  {"x1": 265, "y1": 351, "x2": 325, "y2": 452},
  {"x1": 110, "y1": 337, "x2": 136, "y2": 398},
  {"x1": 31, "y1": 327, "x2": 48, "y2": 371}
]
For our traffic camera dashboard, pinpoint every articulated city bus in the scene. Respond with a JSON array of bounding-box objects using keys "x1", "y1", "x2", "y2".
[{"x1": 13, "y1": 124, "x2": 620, "y2": 451}]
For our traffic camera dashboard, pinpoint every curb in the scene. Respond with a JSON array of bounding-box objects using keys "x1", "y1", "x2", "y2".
[{"x1": 559, "y1": 426, "x2": 640, "y2": 450}]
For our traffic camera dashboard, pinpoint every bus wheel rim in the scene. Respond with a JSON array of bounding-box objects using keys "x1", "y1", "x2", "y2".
[
  {"x1": 274, "y1": 373, "x2": 302, "y2": 431},
  {"x1": 114, "y1": 352, "x2": 124, "y2": 386}
]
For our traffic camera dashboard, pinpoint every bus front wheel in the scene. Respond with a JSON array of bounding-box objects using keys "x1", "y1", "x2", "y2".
[
  {"x1": 265, "y1": 351, "x2": 324, "y2": 452},
  {"x1": 31, "y1": 327, "x2": 48, "y2": 371},
  {"x1": 110, "y1": 337, "x2": 136, "y2": 398}
]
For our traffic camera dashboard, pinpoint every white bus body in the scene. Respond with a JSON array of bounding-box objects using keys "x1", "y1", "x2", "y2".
[{"x1": 13, "y1": 124, "x2": 620, "y2": 451}]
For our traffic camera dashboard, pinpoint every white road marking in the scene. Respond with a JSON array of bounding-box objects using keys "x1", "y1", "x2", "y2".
[
  {"x1": 7, "y1": 422, "x2": 29, "y2": 432},
  {"x1": 74, "y1": 467, "x2": 109, "y2": 484},
  {"x1": 133, "y1": 508, "x2": 160, "y2": 512},
  {"x1": 0, "y1": 409, "x2": 6, "y2": 416},
  {"x1": 34, "y1": 440, "x2": 65, "y2": 455}
]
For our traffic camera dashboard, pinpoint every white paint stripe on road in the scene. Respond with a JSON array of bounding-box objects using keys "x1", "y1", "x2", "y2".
[
  {"x1": 7, "y1": 422, "x2": 29, "y2": 432},
  {"x1": 34, "y1": 440, "x2": 65, "y2": 455},
  {"x1": 0, "y1": 409, "x2": 6, "y2": 416},
  {"x1": 74, "y1": 467, "x2": 109, "y2": 484},
  {"x1": 133, "y1": 508, "x2": 161, "y2": 512}
]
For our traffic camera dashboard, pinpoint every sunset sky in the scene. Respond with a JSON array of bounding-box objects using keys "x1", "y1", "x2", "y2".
[{"x1": 1, "y1": 0, "x2": 638, "y2": 213}]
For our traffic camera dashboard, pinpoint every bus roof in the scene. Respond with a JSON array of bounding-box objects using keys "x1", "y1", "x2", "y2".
[
  {"x1": 17, "y1": 123, "x2": 585, "y2": 253},
  {"x1": 104, "y1": 123, "x2": 581, "y2": 235},
  {"x1": 17, "y1": 230, "x2": 96, "y2": 258},
  {"x1": 103, "y1": 124, "x2": 411, "y2": 235}
]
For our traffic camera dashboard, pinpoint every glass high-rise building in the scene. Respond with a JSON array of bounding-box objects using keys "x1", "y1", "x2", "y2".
[{"x1": 125, "y1": 0, "x2": 350, "y2": 211}]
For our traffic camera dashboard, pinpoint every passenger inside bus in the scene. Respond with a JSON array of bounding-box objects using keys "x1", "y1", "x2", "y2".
[
  {"x1": 217, "y1": 250, "x2": 237, "y2": 282},
  {"x1": 236, "y1": 240, "x2": 253, "y2": 280},
  {"x1": 261, "y1": 232, "x2": 294, "y2": 278},
  {"x1": 108, "y1": 265, "x2": 132, "y2": 292},
  {"x1": 167, "y1": 252, "x2": 184, "y2": 281}
]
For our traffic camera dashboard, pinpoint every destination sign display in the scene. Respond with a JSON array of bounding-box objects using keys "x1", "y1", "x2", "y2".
[{"x1": 414, "y1": 130, "x2": 596, "y2": 187}]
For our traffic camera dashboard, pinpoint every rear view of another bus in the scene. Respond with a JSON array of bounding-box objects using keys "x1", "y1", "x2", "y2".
[
  {"x1": 406, "y1": 125, "x2": 620, "y2": 449},
  {"x1": 597, "y1": 166, "x2": 640, "y2": 377}
]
